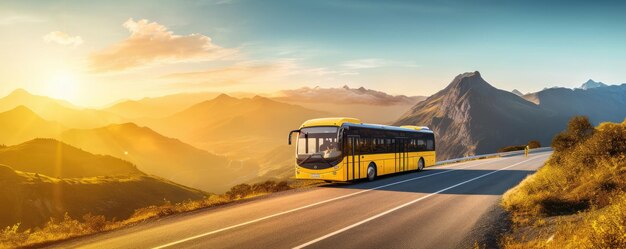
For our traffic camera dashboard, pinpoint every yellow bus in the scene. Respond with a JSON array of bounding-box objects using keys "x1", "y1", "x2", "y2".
[{"x1": 288, "y1": 117, "x2": 436, "y2": 182}]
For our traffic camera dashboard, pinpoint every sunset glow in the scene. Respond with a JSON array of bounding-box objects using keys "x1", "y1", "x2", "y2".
[
  {"x1": 47, "y1": 72, "x2": 80, "y2": 102},
  {"x1": 1, "y1": 0, "x2": 626, "y2": 107}
]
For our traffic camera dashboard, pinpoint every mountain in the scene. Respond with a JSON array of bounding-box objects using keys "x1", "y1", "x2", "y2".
[
  {"x1": 0, "y1": 106, "x2": 63, "y2": 146},
  {"x1": 0, "y1": 89, "x2": 123, "y2": 128},
  {"x1": 104, "y1": 91, "x2": 254, "y2": 119},
  {"x1": 395, "y1": 71, "x2": 567, "y2": 160},
  {"x1": 511, "y1": 89, "x2": 524, "y2": 96},
  {"x1": 0, "y1": 165, "x2": 205, "y2": 230},
  {"x1": 275, "y1": 85, "x2": 424, "y2": 105},
  {"x1": 273, "y1": 85, "x2": 426, "y2": 123},
  {"x1": 149, "y1": 94, "x2": 325, "y2": 148},
  {"x1": 61, "y1": 123, "x2": 259, "y2": 193},
  {"x1": 140, "y1": 95, "x2": 326, "y2": 179},
  {"x1": 523, "y1": 83, "x2": 626, "y2": 124},
  {"x1": 0, "y1": 89, "x2": 77, "y2": 111},
  {"x1": 0, "y1": 138, "x2": 141, "y2": 178},
  {"x1": 579, "y1": 79, "x2": 608, "y2": 90}
]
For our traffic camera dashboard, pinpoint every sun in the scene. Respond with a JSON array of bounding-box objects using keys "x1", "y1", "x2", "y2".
[{"x1": 47, "y1": 72, "x2": 80, "y2": 102}]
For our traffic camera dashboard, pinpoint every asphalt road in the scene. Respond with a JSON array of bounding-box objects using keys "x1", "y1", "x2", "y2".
[{"x1": 50, "y1": 151, "x2": 551, "y2": 249}]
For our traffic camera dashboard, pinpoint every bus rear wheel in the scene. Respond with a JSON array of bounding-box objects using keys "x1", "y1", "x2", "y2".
[
  {"x1": 417, "y1": 158, "x2": 425, "y2": 171},
  {"x1": 367, "y1": 163, "x2": 377, "y2": 181}
]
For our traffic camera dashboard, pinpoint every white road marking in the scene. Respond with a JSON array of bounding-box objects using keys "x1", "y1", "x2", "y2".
[
  {"x1": 151, "y1": 157, "x2": 509, "y2": 249},
  {"x1": 292, "y1": 154, "x2": 549, "y2": 249}
]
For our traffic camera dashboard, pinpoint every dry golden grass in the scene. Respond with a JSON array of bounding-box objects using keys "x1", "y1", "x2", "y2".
[
  {"x1": 0, "y1": 179, "x2": 304, "y2": 248},
  {"x1": 501, "y1": 117, "x2": 626, "y2": 248}
]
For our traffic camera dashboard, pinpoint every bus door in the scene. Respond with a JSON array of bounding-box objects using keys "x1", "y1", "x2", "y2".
[
  {"x1": 346, "y1": 135, "x2": 361, "y2": 180},
  {"x1": 395, "y1": 138, "x2": 408, "y2": 172}
]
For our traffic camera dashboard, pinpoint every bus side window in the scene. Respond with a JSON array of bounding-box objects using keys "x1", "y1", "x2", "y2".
[
  {"x1": 426, "y1": 136, "x2": 434, "y2": 151},
  {"x1": 417, "y1": 139, "x2": 425, "y2": 151}
]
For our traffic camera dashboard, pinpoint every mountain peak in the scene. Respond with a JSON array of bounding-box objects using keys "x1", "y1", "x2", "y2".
[
  {"x1": 251, "y1": 95, "x2": 273, "y2": 102},
  {"x1": 580, "y1": 79, "x2": 607, "y2": 90},
  {"x1": 7, "y1": 88, "x2": 32, "y2": 97},
  {"x1": 445, "y1": 71, "x2": 494, "y2": 93},
  {"x1": 206, "y1": 93, "x2": 239, "y2": 104},
  {"x1": 1, "y1": 105, "x2": 38, "y2": 117},
  {"x1": 214, "y1": 93, "x2": 235, "y2": 100}
]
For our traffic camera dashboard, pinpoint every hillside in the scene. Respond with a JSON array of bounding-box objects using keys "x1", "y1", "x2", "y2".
[
  {"x1": 0, "y1": 106, "x2": 63, "y2": 146},
  {"x1": 394, "y1": 71, "x2": 566, "y2": 160},
  {"x1": 0, "y1": 164, "x2": 205, "y2": 230},
  {"x1": 502, "y1": 117, "x2": 626, "y2": 248},
  {"x1": 274, "y1": 85, "x2": 426, "y2": 123},
  {"x1": 61, "y1": 123, "x2": 259, "y2": 193},
  {"x1": 0, "y1": 139, "x2": 141, "y2": 178},
  {"x1": 0, "y1": 89, "x2": 123, "y2": 128}
]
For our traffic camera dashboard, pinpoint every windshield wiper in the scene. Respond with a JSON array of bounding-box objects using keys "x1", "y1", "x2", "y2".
[
  {"x1": 299, "y1": 153, "x2": 316, "y2": 164},
  {"x1": 299, "y1": 153, "x2": 334, "y2": 168}
]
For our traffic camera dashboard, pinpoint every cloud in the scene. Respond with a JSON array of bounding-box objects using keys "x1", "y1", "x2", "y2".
[
  {"x1": 43, "y1": 31, "x2": 83, "y2": 46},
  {"x1": 89, "y1": 18, "x2": 236, "y2": 72},
  {"x1": 341, "y1": 58, "x2": 420, "y2": 69}
]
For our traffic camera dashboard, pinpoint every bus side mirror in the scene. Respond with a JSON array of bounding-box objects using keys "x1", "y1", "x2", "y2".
[{"x1": 288, "y1": 130, "x2": 300, "y2": 145}]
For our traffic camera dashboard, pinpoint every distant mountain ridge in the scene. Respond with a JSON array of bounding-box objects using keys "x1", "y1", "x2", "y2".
[
  {"x1": 0, "y1": 89, "x2": 123, "y2": 128},
  {"x1": 104, "y1": 92, "x2": 227, "y2": 119},
  {"x1": 273, "y1": 85, "x2": 425, "y2": 123},
  {"x1": 579, "y1": 79, "x2": 608, "y2": 90},
  {"x1": 275, "y1": 85, "x2": 425, "y2": 105},
  {"x1": 523, "y1": 82, "x2": 626, "y2": 124}
]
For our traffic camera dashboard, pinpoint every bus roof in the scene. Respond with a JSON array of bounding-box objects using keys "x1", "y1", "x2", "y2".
[
  {"x1": 300, "y1": 117, "x2": 362, "y2": 128},
  {"x1": 299, "y1": 117, "x2": 433, "y2": 133},
  {"x1": 344, "y1": 123, "x2": 434, "y2": 133}
]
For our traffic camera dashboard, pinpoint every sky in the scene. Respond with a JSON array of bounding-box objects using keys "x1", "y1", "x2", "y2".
[{"x1": 1, "y1": 0, "x2": 625, "y2": 106}]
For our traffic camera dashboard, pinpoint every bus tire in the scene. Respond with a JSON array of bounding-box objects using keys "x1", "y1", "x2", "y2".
[
  {"x1": 417, "y1": 158, "x2": 425, "y2": 171},
  {"x1": 367, "y1": 163, "x2": 377, "y2": 181}
]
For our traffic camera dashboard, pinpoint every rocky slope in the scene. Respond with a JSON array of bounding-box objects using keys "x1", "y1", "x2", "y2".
[{"x1": 395, "y1": 72, "x2": 567, "y2": 160}]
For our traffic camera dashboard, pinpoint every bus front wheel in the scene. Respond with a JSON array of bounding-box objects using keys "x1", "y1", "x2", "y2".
[
  {"x1": 367, "y1": 163, "x2": 377, "y2": 181},
  {"x1": 418, "y1": 158, "x2": 425, "y2": 171}
]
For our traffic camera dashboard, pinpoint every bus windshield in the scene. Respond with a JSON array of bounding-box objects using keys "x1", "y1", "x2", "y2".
[{"x1": 297, "y1": 127, "x2": 341, "y2": 163}]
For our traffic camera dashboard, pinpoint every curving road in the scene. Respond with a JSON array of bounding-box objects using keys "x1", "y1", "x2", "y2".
[{"x1": 49, "y1": 151, "x2": 551, "y2": 249}]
